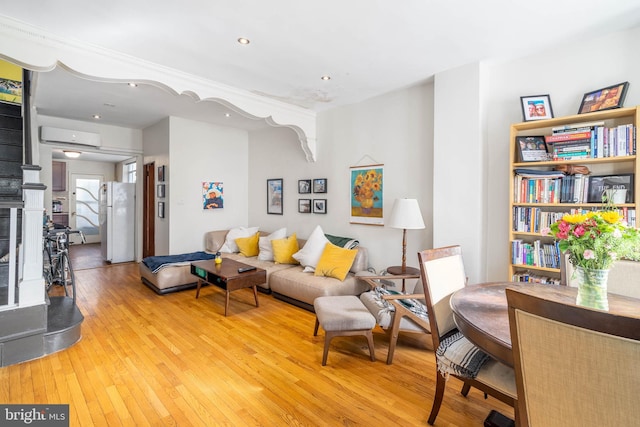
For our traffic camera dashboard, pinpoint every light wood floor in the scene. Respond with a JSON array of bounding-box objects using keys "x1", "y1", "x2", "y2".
[{"x1": 0, "y1": 256, "x2": 514, "y2": 426}]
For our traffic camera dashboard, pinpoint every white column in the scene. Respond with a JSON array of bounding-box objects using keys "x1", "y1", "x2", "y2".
[{"x1": 19, "y1": 166, "x2": 46, "y2": 307}]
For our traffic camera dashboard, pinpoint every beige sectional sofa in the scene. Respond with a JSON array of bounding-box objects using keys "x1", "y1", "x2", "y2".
[
  {"x1": 204, "y1": 229, "x2": 370, "y2": 311},
  {"x1": 139, "y1": 228, "x2": 370, "y2": 312}
]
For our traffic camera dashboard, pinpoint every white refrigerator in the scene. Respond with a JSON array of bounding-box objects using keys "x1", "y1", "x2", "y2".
[{"x1": 100, "y1": 182, "x2": 135, "y2": 263}]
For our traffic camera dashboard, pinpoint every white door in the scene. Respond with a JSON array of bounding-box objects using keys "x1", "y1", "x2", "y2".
[{"x1": 70, "y1": 174, "x2": 103, "y2": 244}]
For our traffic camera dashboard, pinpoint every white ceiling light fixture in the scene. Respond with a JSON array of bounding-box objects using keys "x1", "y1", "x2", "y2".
[
  {"x1": 320, "y1": 75, "x2": 331, "y2": 81},
  {"x1": 63, "y1": 150, "x2": 81, "y2": 158},
  {"x1": 92, "y1": 114, "x2": 101, "y2": 119},
  {"x1": 224, "y1": 113, "x2": 231, "y2": 118},
  {"x1": 237, "y1": 37, "x2": 250, "y2": 45},
  {"x1": 128, "y1": 82, "x2": 138, "y2": 87}
]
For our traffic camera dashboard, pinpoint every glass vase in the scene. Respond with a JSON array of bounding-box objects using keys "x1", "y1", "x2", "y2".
[{"x1": 574, "y1": 266, "x2": 609, "y2": 310}]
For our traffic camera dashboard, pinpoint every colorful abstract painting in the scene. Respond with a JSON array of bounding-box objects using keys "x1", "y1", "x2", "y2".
[{"x1": 203, "y1": 182, "x2": 223, "y2": 209}]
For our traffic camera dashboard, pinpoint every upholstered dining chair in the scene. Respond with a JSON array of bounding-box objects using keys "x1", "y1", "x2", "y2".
[
  {"x1": 357, "y1": 272, "x2": 430, "y2": 364},
  {"x1": 506, "y1": 286, "x2": 640, "y2": 427},
  {"x1": 418, "y1": 245, "x2": 517, "y2": 425}
]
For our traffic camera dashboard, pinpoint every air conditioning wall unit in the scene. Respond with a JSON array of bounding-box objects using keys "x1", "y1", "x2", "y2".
[{"x1": 40, "y1": 126, "x2": 101, "y2": 147}]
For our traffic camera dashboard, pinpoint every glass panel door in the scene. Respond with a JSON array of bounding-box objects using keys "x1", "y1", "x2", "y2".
[{"x1": 70, "y1": 174, "x2": 103, "y2": 244}]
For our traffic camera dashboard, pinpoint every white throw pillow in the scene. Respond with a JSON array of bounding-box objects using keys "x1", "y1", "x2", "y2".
[
  {"x1": 292, "y1": 225, "x2": 329, "y2": 272},
  {"x1": 219, "y1": 226, "x2": 259, "y2": 253},
  {"x1": 257, "y1": 227, "x2": 287, "y2": 261}
]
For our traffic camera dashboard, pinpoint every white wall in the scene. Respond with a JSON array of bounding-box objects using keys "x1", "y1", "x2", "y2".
[
  {"x1": 249, "y1": 84, "x2": 434, "y2": 273},
  {"x1": 433, "y1": 63, "x2": 485, "y2": 281},
  {"x1": 167, "y1": 117, "x2": 250, "y2": 255}
]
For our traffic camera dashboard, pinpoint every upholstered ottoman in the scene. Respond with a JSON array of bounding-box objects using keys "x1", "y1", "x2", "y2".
[{"x1": 313, "y1": 295, "x2": 376, "y2": 366}]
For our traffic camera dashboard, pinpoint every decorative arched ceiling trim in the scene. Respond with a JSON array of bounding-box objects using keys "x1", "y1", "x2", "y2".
[{"x1": 0, "y1": 16, "x2": 317, "y2": 161}]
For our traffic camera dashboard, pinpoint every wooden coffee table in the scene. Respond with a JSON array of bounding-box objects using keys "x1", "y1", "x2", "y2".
[{"x1": 190, "y1": 259, "x2": 266, "y2": 316}]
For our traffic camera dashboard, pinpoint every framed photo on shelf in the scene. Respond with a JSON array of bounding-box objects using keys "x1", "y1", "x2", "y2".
[
  {"x1": 515, "y1": 135, "x2": 550, "y2": 162},
  {"x1": 157, "y1": 184, "x2": 165, "y2": 198},
  {"x1": 298, "y1": 179, "x2": 311, "y2": 194},
  {"x1": 298, "y1": 199, "x2": 311, "y2": 213},
  {"x1": 578, "y1": 82, "x2": 629, "y2": 114},
  {"x1": 157, "y1": 165, "x2": 165, "y2": 182},
  {"x1": 520, "y1": 95, "x2": 554, "y2": 121},
  {"x1": 587, "y1": 174, "x2": 634, "y2": 204},
  {"x1": 313, "y1": 199, "x2": 327, "y2": 214},
  {"x1": 313, "y1": 178, "x2": 327, "y2": 193},
  {"x1": 158, "y1": 202, "x2": 165, "y2": 218},
  {"x1": 267, "y1": 178, "x2": 283, "y2": 215}
]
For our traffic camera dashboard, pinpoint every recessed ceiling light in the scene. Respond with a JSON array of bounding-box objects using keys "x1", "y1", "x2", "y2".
[
  {"x1": 92, "y1": 114, "x2": 101, "y2": 120},
  {"x1": 128, "y1": 82, "x2": 138, "y2": 87},
  {"x1": 321, "y1": 75, "x2": 331, "y2": 81},
  {"x1": 237, "y1": 37, "x2": 250, "y2": 45},
  {"x1": 225, "y1": 113, "x2": 231, "y2": 118},
  {"x1": 63, "y1": 150, "x2": 81, "y2": 158}
]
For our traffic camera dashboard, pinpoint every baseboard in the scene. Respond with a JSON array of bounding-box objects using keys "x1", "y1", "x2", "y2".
[{"x1": 272, "y1": 292, "x2": 314, "y2": 312}]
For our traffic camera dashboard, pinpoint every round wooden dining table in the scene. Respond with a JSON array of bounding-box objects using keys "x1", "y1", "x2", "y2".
[{"x1": 449, "y1": 281, "x2": 640, "y2": 368}]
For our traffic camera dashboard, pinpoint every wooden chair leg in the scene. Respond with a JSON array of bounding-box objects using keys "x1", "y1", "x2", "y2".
[
  {"x1": 386, "y1": 311, "x2": 404, "y2": 364},
  {"x1": 365, "y1": 330, "x2": 376, "y2": 362},
  {"x1": 428, "y1": 372, "x2": 447, "y2": 425},
  {"x1": 314, "y1": 318, "x2": 319, "y2": 336},
  {"x1": 461, "y1": 382, "x2": 471, "y2": 397},
  {"x1": 322, "y1": 332, "x2": 335, "y2": 366}
]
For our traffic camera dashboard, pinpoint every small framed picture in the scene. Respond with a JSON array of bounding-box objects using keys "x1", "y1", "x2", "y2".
[
  {"x1": 313, "y1": 178, "x2": 327, "y2": 193},
  {"x1": 515, "y1": 136, "x2": 550, "y2": 162},
  {"x1": 158, "y1": 202, "x2": 165, "y2": 218},
  {"x1": 313, "y1": 199, "x2": 327, "y2": 214},
  {"x1": 157, "y1": 184, "x2": 165, "y2": 198},
  {"x1": 578, "y1": 82, "x2": 629, "y2": 114},
  {"x1": 520, "y1": 95, "x2": 554, "y2": 121},
  {"x1": 267, "y1": 178, "x2": 283, "y2": 215},
  {"x1": 587, "y1": 174, "x2": 634, "y2": 204},
  {"x1": 298, "y1": 199, "x2": 311, "y2": 213},
  {"x1": 298, "y1": 179, "x2": 311, "y2": 194},
  {"x1": 158, "y1": 165, "x2": 165, "y2": 182}
]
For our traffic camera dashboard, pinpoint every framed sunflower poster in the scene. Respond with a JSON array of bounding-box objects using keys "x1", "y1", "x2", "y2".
[{"x1": 350, "y1": 164, "x2": 384, "y2": 225}]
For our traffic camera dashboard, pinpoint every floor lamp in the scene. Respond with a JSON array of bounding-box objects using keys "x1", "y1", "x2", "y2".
[{"x1": 387, "y1": 198, "x2": 425, "y2": 276}]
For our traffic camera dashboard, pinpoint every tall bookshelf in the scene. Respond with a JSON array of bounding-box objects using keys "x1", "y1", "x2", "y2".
[{"x1": 509, "y1": 106, "x2": 639, "y2": 283}]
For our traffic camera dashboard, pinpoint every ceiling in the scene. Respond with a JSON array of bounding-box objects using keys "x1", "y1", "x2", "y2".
[{"x1": 3, "y1": 1, "x2": 640, "y2": 134}]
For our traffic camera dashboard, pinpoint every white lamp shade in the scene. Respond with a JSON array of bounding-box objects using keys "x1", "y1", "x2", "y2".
[{"x1": 387, "y1": 198, "x2": 425, "y2": 229}]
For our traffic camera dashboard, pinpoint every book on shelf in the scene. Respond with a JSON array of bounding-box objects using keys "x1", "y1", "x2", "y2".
[
  {"x1": 511, "y1": 271, "x2": 561, "y2": 285},
  {"x1": 551, "y1": 121, "x2": 605, "y2": 134},
  {"x1": 553, "y1": 151, "x2": 590, "y2": 160},
  {"x1": 511, "y1": 239, "x2": 561, "y2": 269},
  {"x1": 553, "y1": 141, "x2": 591, "y2": 151},
  {"x1": 545, "y1": 131, "x2": 592, "y2": 143},
  {"x1": 543, "y1": 123, "x2": 636, "y2": 158}
]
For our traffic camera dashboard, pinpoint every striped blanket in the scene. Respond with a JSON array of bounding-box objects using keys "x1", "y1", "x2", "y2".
[
  {"x1": 142, "y1": 251, "x2": 215, "y2": 274},
  {"x1": 435, "y1": 331, "x2": 489, "y2": 378}
]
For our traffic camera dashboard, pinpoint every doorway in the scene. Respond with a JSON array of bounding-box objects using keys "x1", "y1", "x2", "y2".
[
  {"x1": 143, "y1": 162, "x2": 155, "y2": 257},
  {"x1": 70, "y1": 173, "x2": 103, "y2": 244}
]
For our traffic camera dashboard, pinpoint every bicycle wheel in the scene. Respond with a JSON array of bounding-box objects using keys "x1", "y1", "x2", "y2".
[
  {"x1": 43, "y1": 245, "x2": 55, "y2": 292},
  {"x1": 58, "y1": 251, "x2": 76, "y2": 304}
]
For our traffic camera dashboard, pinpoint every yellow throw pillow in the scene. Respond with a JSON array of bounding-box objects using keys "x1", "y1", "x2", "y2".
[
  {"x1": 314, "y1": 243, "x2": 358, "y2": 281},
  {"x1": 271, "y1": 233, "x2": 300, "y2": 264},
  {"x1": 235, "y1": 232, "x2": 260, "y2": 257}
]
